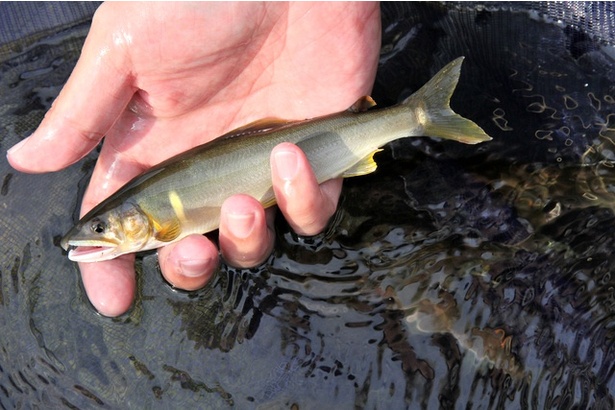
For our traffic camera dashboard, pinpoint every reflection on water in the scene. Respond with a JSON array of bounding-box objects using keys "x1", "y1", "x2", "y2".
[{"x1": 2, "y1": 2, "x2": 615, "y2": 409}]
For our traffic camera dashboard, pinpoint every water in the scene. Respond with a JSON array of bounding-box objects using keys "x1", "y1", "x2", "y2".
[{"x1": 2, "y1": 3, "x2": 615, "y2": 409}]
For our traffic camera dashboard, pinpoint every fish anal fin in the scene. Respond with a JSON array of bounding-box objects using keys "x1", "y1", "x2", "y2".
[
  {"x1": 153, "y1": 218, "x2": 182, "y2": 242},
  {"x1": 225, "y1": 117, "x2": 295, "y2": 138},
  {"x1": 348, "y1": 96, "x2": 377, "y2": 113},
  {"x1": 343, "y1": 149, "x2": 383, "y2": 177}
]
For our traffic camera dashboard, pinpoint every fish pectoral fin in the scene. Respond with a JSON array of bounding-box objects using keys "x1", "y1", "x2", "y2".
[
  {"x1": 153, "y1": 218, "x2": 182, "y2": 242},
  {"x1": 342, "y1": 149, "x2": 383, "y2": 177},
  {"x1": 347, "y1": 96, "x2": 377, "y2": 113},
  {"x1": 224, "y1": 117, "x2": 295, "y2": 138}
]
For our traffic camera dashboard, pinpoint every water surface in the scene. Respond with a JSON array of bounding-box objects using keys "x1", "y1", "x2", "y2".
[{"x1": 1, "y1": 3, "x2": 615, "y2": 409}]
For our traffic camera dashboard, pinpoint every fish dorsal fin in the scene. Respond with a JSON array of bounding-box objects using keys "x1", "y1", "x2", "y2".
[
  {"x1": 343, "y1": 149, "x2": 383, "y2": 177},
  {"x1": 224, "y1": 117, "x2": 295, "y2": 138},
  {"x1": 153, "y1": 218, "x2": 182, "y2": 242},
  {"x1": 347, "y1": 96, "x2": 377, "y2": 113}
]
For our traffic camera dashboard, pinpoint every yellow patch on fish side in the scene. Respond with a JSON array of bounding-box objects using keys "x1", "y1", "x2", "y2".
[
  {"x1": 145, "y1": 190, "x2": 186, "y2": 243},
  {"x1": 169, "y1": 190, "x2": 187, "y2": 223}
]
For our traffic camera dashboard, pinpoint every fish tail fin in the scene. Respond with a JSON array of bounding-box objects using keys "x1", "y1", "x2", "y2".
[{"x1": 403, "y1": 57, "x2": 492, "y2": 145}]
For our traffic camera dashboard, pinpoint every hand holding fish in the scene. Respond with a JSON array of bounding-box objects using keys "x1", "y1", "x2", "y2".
[{"x1": 6, "y1": 3, "x2": 382, "y2": 316}]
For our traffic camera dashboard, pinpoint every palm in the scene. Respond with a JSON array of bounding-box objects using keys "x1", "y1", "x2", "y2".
[{"x1": 85, "y1": 2, "x2": 379, "y2": 211}]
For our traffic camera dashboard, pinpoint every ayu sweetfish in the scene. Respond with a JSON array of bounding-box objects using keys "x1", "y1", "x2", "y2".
[{"x1": 61, "y1": 57, "x2": 491, "y2": 262}]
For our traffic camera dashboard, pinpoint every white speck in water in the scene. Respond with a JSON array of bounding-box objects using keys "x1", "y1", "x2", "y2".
[{"x1": 463, "y1": 236, "x2": 481, "y2": 248}]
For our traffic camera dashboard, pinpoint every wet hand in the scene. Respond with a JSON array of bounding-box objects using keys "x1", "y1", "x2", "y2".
[{"x1": 6, "y1": 2, "x2": 380, "y2": 316}]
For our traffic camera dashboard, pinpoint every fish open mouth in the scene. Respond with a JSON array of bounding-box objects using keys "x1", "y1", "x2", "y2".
[{"x1": 67, "y1": 245, "x2": 119, "y2": 263}]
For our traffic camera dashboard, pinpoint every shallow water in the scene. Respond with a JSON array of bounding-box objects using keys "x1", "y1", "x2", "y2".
[{"x1": 2, "y1": 3, "x2": 615, "y2": 409}]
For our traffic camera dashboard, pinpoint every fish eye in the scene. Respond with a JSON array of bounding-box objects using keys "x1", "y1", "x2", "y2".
[{"x1": 91, "y1": 220, "x2": 106, "y2": 234}]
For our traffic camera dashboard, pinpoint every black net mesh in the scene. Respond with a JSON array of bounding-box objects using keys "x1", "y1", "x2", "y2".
[{"x1": 1, "y1": 2, "x2": 615, "y2": 408}]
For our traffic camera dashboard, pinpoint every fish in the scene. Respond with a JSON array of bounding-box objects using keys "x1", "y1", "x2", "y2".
[{"x1": 61, "y1": 57, "x2": 491, "y2": 262}]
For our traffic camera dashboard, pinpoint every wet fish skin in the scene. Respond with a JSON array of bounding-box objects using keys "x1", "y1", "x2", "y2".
[{"x1": 61, "y1": 57, "x2": 491, "y2": 262}]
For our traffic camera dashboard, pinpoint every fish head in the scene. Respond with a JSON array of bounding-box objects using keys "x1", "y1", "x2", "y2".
[{"x1": 61, "y1": 202, "x2": 153, "y2": 263}]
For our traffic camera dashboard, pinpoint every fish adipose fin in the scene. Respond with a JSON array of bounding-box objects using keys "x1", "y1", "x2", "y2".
[
  {"x1": 343, "y1": 149, "x2": 383, "y2": 177},
  {"x1": 405, "y1": 57, "x2": 492, "y2": 145}
]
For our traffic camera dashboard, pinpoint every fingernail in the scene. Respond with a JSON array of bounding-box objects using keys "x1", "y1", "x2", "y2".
[
  {"x1": 177, "y1": 258, "x2": 212, "y2": 278},
  {"x1": 7, "y1": 138, "x2": 28, "y2": 157},
  {"x1": 274, "y1": 149, "x2": 299, "y2": 181},
  {"x1": 226, "y1": 210, "x2": 256, "y2": 239}
]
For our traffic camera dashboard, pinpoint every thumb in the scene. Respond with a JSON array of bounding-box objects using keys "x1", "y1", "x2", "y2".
[{"x1": 7, "y1": 14, "x2": 134, "y2": 173}]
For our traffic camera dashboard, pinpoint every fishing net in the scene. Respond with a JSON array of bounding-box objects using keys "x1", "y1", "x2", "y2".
[{"x1": 1, "y1": 2, "x2": 615, "y2": 408}]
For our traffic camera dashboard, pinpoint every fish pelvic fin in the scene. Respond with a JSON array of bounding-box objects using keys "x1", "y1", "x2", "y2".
[{"x1": 403, "y1": 57, "x2": 492, "y2": 145}]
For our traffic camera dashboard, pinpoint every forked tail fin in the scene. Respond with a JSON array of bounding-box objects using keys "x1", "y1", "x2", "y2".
[{"x1": 403, "y1": 57, "x2": 492, "y2": 145}]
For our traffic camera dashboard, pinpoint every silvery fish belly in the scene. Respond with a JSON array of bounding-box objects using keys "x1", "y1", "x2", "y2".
[{"x1": 61, "y1": 57, "x2": 491, "y2": 263}]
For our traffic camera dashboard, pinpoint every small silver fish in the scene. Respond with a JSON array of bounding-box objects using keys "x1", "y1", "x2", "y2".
[{"x1": 61, "y1": 57, "x2": 491, "y2": 262}]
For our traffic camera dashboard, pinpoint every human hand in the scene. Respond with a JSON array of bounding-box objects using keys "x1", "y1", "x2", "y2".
[{"x1": 7, "y1": 2, "x2": 381, "y2": 316}]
